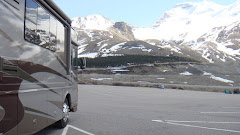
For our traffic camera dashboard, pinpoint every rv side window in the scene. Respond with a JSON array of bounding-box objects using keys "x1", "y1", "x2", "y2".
[
  {"x1": 24, "y1": 0, "x2": 66, "y2": 64},
  {"x1": 55, "y1": 21, "x2": 66, "y2": 63},
  {"x1": 25, "y1": 0, "x2": 39, "y2": 44},
  {"x1": 71, "y1": 45, "x2": 78, "y2": 70}
]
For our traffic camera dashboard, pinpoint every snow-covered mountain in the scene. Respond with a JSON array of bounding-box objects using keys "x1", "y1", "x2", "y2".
[
  {"x1": 191, "y1": 21, "x2": 240, "y2": 63},
  {"x1": 72, "y1": 0, "x2": 240, "y2": 63},
  {"x1": 72, "y1": 14, "x2": 114, "y2": 31},
  {"x1": 133, "y1": 0, "x2": 240, "y2": 41}
]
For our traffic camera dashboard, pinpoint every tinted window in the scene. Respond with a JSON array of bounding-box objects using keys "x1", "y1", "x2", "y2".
[
  {"x1": 71, "y1": 45, "x2": 78, "y2": 69},
  {"x1": 55, "y1": 21, "x2": 66, "y2": 63},
  {"x1": 25, "y1": 0, "x2": 39, "y2": 44},
  {"x1": 49, "y1": 15, "x2": 57, "y2": 51},
  {"x1": 25, "y1": 0, "x2": 66, "y2": 63},
  {"x1": 36, "y1": 6, "x2": 50, "y2": 48}
]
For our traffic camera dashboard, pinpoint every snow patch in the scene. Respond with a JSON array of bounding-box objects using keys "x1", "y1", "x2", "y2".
[
  {"x1": 180, "y1": 71, "x2": 193, "y2": 76},
  {"x1": 79, "y1": 52, "x2": 99, "y2": 58},
  {"x1": 203, "y1": 72, "x2": 234, "y2": 83},
  {"x1": 91, "y1": 78, "x2": 113, "y2": 81},
  {"x1": 203, "y1": 71, "x2": 212, "y2": 76},
  {"x1": 128, "y1": 45, "x2": 152, "y2": 52},
  {"x1": 111, "y1": 69, "x2": 130, "y2": 72},
  {"x1": 101, "y1": 54, "x2": 124, "y2": 57},
  {"x1": 78, "y1": 44, "x2": 88, "y2": 54},
  {"x1": 157, "y1": 78, "x2": 166, "y2": 80},
  {"x1": 110, "y1": 42, "x2": 126, "y2": 52},
  {"x1": 210, "y1": 75, "x2": 234, "y2": 83}
]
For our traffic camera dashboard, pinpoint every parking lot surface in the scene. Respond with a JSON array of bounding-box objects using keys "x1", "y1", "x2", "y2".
[{"x1": 36, "y1": 85, "x2": 240, "y2": 135}]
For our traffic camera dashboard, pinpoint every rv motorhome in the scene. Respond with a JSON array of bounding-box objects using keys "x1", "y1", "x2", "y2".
[{"x1": 0, "y1": 0, "x2": 80, "y2": 134}]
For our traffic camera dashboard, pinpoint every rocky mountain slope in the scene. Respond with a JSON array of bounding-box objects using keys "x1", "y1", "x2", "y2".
[{"x1": 72, "y1": 0, "x2": 240, "y2": 63}]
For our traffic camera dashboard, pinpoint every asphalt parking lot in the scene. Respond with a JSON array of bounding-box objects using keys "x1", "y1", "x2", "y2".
[{"x1": 36, "y1": 85, "x2": 240, "y2": 135}]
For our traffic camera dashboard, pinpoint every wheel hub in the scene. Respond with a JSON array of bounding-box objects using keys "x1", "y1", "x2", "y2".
[{"x1": 63, "y1": 103, "x2": 69, "y2": 122}]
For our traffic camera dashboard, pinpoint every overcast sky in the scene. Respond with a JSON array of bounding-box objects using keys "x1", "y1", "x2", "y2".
[{"x1": 54, "y1": 0, "x2": 237, "y2": 27}]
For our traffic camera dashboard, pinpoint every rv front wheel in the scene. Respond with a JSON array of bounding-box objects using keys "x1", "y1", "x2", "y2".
[{"x1": 56, "y1": 98, "x2": 70, "y2": 128}]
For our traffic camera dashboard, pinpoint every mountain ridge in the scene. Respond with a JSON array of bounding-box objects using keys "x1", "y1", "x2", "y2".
[{"x1": 72, "y1": 0, "x2": 240, "y2": 64}]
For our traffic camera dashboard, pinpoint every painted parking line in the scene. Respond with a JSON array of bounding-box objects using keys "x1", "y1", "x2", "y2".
[
  {"x1": 152, "y1": 120, "x2": 240, "y2": 134},
  {"x1": 164, "y1": 120, "x2": 240, "y2": 124},
  {"x1": 201, "y1": 112, "x2": 240, "y2": 114},
  {"x1": 62, "y1": 125, "x2": 95, "y2": 135},
  {"x1": 223, "y1": 107, "x2": 240, "y2": 109}
]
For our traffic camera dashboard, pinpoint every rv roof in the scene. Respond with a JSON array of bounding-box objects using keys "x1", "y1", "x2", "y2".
[{"x1": 38, "y1": 0, "x2": 72, "y2": 26}]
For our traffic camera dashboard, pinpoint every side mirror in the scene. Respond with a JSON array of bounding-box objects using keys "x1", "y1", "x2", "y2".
[{"x1": 78, "y1": 58, "x2": 86, "y2": 69}]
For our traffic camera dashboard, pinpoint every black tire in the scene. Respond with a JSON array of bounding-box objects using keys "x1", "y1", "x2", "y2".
[{"x1": 55, "y1": 98, "x2": 70, "y2": 128}]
